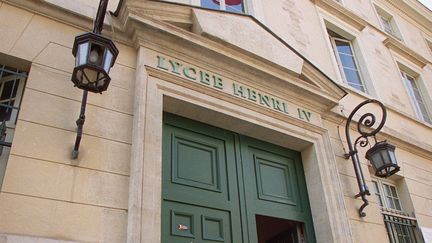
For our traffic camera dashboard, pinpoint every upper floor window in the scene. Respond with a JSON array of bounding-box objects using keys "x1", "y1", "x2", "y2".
[
  {"x1": 400, "y1": 70, "x2": 431, "y2": 124},
  {"x1": 328, "y1": 30, "x2": 366, "y2": 92},
  {"x1": 375, "y1": 5, "x2": 403, "y2": 40},
  {"x1": 200, "y1": 0, "x2": 244, "y2": 13}
]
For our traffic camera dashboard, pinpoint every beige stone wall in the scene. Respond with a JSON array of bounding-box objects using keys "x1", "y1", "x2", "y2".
[
  {"x1": 324, "y1": 113, "x2": 432, "y2": 240},
  {"x1": 0, "y1": 0, "x2": 430, "y2": 242},
  {"x1": 260, "y1": 0, "x2": 432, "y2": 241},
  {"x1": 323, "y1": 116, "x2": 389, "y2": 242},
  {"x1": 262, "y1": 0, "x2": 432, "y2": 122},
  {"x1": 0, "y1": 2, "x2": 136, "y2": 242}
]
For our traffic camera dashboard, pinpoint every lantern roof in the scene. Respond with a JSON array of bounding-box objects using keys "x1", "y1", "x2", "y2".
[{"x1": 72, "y1": 32, "x2": 119, "y2": 60}]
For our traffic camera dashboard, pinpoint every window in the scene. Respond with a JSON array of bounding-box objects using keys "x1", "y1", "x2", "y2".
[
  {"x1": 427, "y1": 39, "x2": 432, "y2": 56},
  {"x1": 375, "y1": 6, "x2": 402, "y2": 40},
  {"x1": 380, "y1": 15, "x2": 394, "y2": 35},
  {"x1": 200, "y1": 0, "x2": 244, "y2": 13},
  {"x1": 0, "y1": 65, "x2": 26, "y2": 124},
  {"x1": 0, "y1": 63, "x2": 27, "y2": 189},
  {"x1": 328, "y1": 30, "x2": 366, "y2": 92},
  {"x1": 383, "y1": 183, "x2": 402, "y2": 210},
  {"x1": 400, "y1": 71, "x2": 431, "y2": 124},
  {"x1": 372, "y1": 180, "x2": 422, "y2": 243},
  {"x1": 372, "y1": 181, "x2": 384, "y2": 207},
  {"x1": 372, "y1": 181, "x2": 402, "y2": 211},
  {"x1": 383, "y1": 213, "x2": 420, "y2": 243}
]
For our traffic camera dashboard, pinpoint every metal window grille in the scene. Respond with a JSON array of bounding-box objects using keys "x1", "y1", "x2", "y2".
[
  {"x1": 0, "y1": 65, "x2": 27, "y2": 149},
  {"x1": 383, "y1": 210, "x2": 422, "y2": 243}
]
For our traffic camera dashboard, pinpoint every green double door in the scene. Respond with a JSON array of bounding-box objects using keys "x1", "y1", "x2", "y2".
[{"x1": 162, "y1": 113, "x2": 315, "y2": 243}]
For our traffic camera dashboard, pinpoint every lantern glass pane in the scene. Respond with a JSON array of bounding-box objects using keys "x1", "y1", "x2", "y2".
[
  {"x1": 97, "y1": 79, "x2": 105, "y2": 88},
  {"x1": 103, "y1": 50, "x2": 113, "y2": 73},
  {"x1": 389, "y1": 150, "x2": 397, "y2": 165},
  {"x1": 76, "y1": 70, "x2": 84, "y2": 83},
  {"x1": 89, "y1": 43, "x2": 104, "y2": 67},
  {"x1": 382, "y1": 149, "x2": 391, "y2": 165},
  {"x1": 84, "y1": 68, "x2": 99, "y2": 83},
  {"x1": 371, "y1": 152, "x2": 383, "y2": 169},
  {"x1": 78, "y1": 43, "x2": 89, "y2": 66}
]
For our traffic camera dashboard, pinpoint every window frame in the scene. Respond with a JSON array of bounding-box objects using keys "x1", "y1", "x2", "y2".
[
  {"x1": 0, "y1": 64, "x2": 27, "y2": 190},
  {"x1": 374, "y1": 5, "x2": 403, "y2": 41},
  {"x1": 425, "y1": 39, "x2": 432, "y2": 59},
  {"x1": 371, "y1": 179, "x2": 403, "y2": 212},
  {"x1": 329, "y1": 34, "x2": 367, "y2": 93},
  {"x1": 177, "y1": 0, "x2": 247, "y2": 13},
  {"x1": 0, "y1": 68, "x2": 26, "y2": 127},
  {"x1": 399, "y1": 69, "x2": 432, "y2": 124},
  {"x1": 371, "y1": 179, "x2": 423, "y2": 243}
]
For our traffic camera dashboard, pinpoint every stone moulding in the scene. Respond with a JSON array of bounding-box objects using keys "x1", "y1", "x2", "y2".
[
  {"x1": 310, "y1": 0, "x2": 367, "y2": 31},
  {"x1": 383, "y1": 37, "x2": 429, "y2": 68},
  {"x1": 387, "y1": 0, "x2": 432, "y2": 36},
  {"x1": 124, "y1": 4, "x2": 347, "y2": 111}
]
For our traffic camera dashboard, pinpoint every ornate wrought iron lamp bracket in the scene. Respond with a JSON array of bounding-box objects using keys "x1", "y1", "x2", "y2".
[{"x1": 344, "y1": 99, "x2": 387, "y2": 217}]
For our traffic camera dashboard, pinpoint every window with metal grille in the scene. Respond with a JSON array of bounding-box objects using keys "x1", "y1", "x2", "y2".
[
  {"x1": 0, "y1": 65, "x2": 26, "y2": 124},
  {"x1": 0, "y1": 64, "x2": 27, "y2": 189},
  {"x1": 383, "y1": 210, "x2": 422, "y2": 243},
  {"x1": 372, "y1": 180, "x2": 423, "y2": 243}
]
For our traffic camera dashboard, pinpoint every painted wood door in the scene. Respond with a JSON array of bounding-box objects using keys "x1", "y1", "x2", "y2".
[
  {"x1": 162, "y1": 113, "x2": 243, "y2": 243},
  {"x1": 239, "y1": 136, "x2": 316, "y2": 243},
  {"x1": 162, "y1": 113, "x2": 315, "y2": 243}
]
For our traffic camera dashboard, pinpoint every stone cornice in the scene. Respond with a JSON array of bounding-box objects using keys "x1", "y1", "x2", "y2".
[
  {"x1": 311, "y1": 0, "x2": 367, "y2": 31},
  {"x1": 3, "y1": 0, "x2": 347, "y2": 110},
  {"x1": 129, "y1": 17, "x2": 335, "y2": 113},
  {"x1": 147, "y1": 67, "x2": 329, "y2": 134},
  {"x1": 383, "y1": 37, "x2": 429, "y2": 68},
  {"x1": 387, "y1": 0, "x2": 432, "y2": 36},
  {"x1": 126, "y1": 12, "x2": 346, "y2": 112},
  {"x1": 126, "y1": 0, "x2": 193, "y2": 29}
]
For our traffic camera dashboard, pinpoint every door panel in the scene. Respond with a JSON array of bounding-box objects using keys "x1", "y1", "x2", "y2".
[
  {"x1": 162, "y1": 114, "x2": 243, "y2": 243},
  {"x1": 163, "y1": 201, "x2": 233, "y2": 243},
  {"x1": 239, "y1": 136, "x2": 316, "y2": 243}
]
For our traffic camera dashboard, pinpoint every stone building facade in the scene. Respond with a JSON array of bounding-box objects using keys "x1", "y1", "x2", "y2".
[{"x1": 0, "y1": 0, "x2": 431, "y2": 242}]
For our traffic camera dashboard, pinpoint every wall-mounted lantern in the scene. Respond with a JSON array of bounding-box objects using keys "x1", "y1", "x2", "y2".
[
  {"x1": 344, "y1": 99, "x2": 400, "y2": 217},
  {"x1": 366, "y1": 140, "x2": 399, "y2": 178},
  {"x1": 71, "y1": 0, "x2": 118, "y2": 159},
  {"x1": 72, "y1": 32, "x2": 118, "y2": 93}
]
